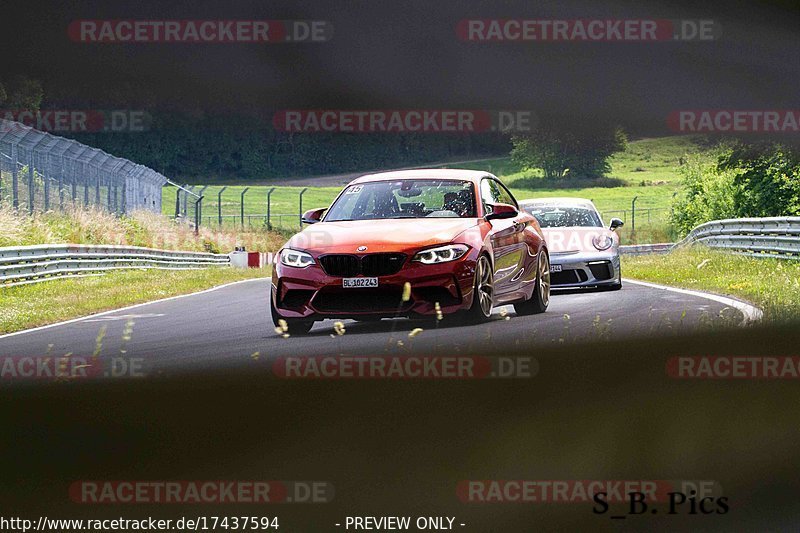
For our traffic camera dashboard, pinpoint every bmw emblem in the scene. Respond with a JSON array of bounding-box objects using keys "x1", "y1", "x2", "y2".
[{"x1": 357, "y1": 246, "x2": 368, "y2": 252}]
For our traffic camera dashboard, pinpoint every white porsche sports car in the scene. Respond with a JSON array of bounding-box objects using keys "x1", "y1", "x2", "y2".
[{"x1": 518, "y1": 197, "x2": 624, "y2": 290}]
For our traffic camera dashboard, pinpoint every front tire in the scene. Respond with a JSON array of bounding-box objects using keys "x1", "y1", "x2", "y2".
[
  {"x1": 514, "y1": 250, "x2": 550, "y2": 316},
  {"x1": 270, "y1": 291, "x2": 314, "y2": 335},
  {"x1": 461, "y1": 254, "x2": 494, "y2": 323}
]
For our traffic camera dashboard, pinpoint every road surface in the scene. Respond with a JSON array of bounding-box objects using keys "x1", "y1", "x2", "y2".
[{"x1": 0, "y1": 279, "x2": 746, "y2": 376}]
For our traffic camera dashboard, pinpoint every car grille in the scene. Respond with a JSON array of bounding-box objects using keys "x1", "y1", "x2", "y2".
[
  {"x1": 319, "y1": 255, "x2": 360, "y2": 277},
  {"x1": 312, "y1": 287, "x2": 408, "y2": 313},
  {"x1": 319, "y1": 253, "x2": 406, "y2": 277},
  {"x1": 552, "y1": 269, "x2": 588, "y2": 285}
]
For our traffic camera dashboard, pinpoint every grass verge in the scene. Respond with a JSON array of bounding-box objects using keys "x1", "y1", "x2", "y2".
[
  {"x1": 173, "y1": 136, "x2": 712, "y2": 242},
  {"x1": 0, "y1": 206, "x2": 285, "y2": 253},
  {"x1": 624, "y1": 247, "x2": 800, "y2": 322},
  {"x1": 0, "y1": 267, "x2": 268, "y2": 335}
]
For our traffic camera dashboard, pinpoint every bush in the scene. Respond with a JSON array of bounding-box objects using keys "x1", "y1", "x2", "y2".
[
  {"x1": 669, "y1": 153, "x2": 739, "y2": 235},
  {"x1": 670, "y1": 142, "x2": 800, "y2": 235},
  {"x1": 722, "y1": 143, "x2": 800, "y2": 218}
]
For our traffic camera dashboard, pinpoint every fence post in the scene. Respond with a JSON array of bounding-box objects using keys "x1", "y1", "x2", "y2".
[
  {"x1": 266, "y1": 187, "x2": 276, "y2": 230},
  {"x1": 28, "y1": 152, "x2": 35, "y2": 214},
  {"x1": 70, "y1": 163, "x2": 77, "y2": 205},
  {"x1": 182, "y1": 185, "x2": 193, "y2": 217},
  {"x1": 95, "y1": 167, "x2": 102, "y2": 206},
  {"x1": 217, "y1": 186, "x2": 228, "y2": 226},
  {"x1": 240, "y1": 187, "x2": 250, "y2": 227},
  {"x1": 631, "y1": 196, "x2": 639, "y2": 234},
  {"x1": 194, "y1": 195, "x2": 204, "y2": 235},
  {"x1": 299, "y1": 187, "x2": 308, "y2": 229},
  {"x1": 174, "y1": 186, "x2": 181, "y2": 218},
  {"x1": 196, "y1": 186, "x2": 208, "y2": 227},
  {"x1": 43, "y1": 155, "x2": 51, "y2": 212},
  {"x1": 11, "y1": 145, "x2": 19, "y2": 209},
  {"x1": 57, "y1": 166, "x2": 64, "y2": 211}
]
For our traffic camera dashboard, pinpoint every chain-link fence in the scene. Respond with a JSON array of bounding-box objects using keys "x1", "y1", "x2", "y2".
[{"x1": 0, "y1": 118, "x2": 165, "y2": 215}]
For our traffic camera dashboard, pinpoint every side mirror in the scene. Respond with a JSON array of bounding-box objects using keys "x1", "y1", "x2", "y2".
[
  {"x1": 301, "y1": 208, "x2": 326, "y2": 224},
  {"x1": 609, "y1": 217, "x2": 624, "y2": 231},
  {"x1": 485, "y1": 203, "x2": 518, "y2": 221}
]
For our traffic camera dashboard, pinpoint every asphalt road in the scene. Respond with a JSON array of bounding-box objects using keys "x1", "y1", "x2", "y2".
[{"x1": 0, "y1": 279, "x2": 745, "y2": 376}]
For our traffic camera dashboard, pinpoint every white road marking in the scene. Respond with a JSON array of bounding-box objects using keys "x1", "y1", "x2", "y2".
[
  {"x1": 0, "y1": 278, "x2": 265, "y2": 339},
  {"x1": 623, "y1": 278, "x2": 763, "y2": 325},
  {"x1": 83, "y1": 313, "x2": 166, "y2": 322}
]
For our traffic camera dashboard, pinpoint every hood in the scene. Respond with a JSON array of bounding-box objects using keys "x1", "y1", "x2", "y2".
[
  {"x1": 541, "y1": 227, "x2": 619, "y2": 254},
  {"x1": 284, "y1": 218, "x2": 479, "y2": 254}
]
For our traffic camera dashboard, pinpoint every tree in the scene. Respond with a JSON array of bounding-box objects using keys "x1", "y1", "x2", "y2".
[
  {"x1": 2, "y1": 75, "x2": 44, "y2": 111},
  {"x1": 670, "y1": 142, "x2": 800, "y2": 235},
  {"x1": 511, "y1": 124, "x2": 627, "y2": 179},
  {"x1": 720, "y1": 143, "x2": 800, "y2": 217}
]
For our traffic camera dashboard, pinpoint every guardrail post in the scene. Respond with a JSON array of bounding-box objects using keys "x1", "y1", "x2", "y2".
[
  {"x1": 631, "y1": 196, "x2": 639, "y2": 234},
  {"x1": 299, "y1": 187, "x2": 308, "y2": 229},
  {"x1": 266, "y1": 187, "x2": 276, "y2": 230},
  {"x1": 240, "y1": 187, "x2": 250, "y2": 227},
  {"x1": 217, "y1": 186, "x2": 228, "y2": 226}
]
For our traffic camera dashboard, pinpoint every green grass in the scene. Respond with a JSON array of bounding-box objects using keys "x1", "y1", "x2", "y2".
[
  {"x1": 0, "y1": 267, "x2": 268, "y2": 334},
  {"x1": 166, "y1": 136, "x2": 714, "y2": 241},
  {"x1": 625, "y1": 247, "x2": 800, "y2": 322}
]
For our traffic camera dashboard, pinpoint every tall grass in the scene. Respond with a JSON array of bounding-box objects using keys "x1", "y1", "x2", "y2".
[{"x1": 0, "y1": 206, "x2": 285, "y2": 253}]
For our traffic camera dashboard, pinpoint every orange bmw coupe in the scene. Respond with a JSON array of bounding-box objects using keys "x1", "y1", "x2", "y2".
[{"x1": 271, "y1": 169, "x2": 550, "y2": 334}]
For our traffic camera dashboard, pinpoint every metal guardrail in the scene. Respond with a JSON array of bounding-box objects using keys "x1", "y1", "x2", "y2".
[
  {"x1": 0, "y1": 244, "x2": 230, "y2": 287},
  {"x1": 619, "y1": 243, "x2": 673, "y2": 256},
  {"x1": 677, "y1": 217, "x2": 800, "y2": 259}
]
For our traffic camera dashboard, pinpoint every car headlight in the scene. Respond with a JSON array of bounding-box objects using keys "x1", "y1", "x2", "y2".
[
  {"x1": 280, "y1": 248, "x2": 315, "y2": 268},
  {"x1": 412, "y1": 244, "x2": 469, "y2": 264},
  {"x1": 592, "y1": 235, "x2": 614, "y2": 251}
]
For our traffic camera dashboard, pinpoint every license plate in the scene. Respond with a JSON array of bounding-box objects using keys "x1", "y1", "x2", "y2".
[
  {"x1": 343, "y1": 277, "x2": 378, "y2": 288},
  {"x1": 551, "y1": 264, "x2": 563, "y2": 272}
]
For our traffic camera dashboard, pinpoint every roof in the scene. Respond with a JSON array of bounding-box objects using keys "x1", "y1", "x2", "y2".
[
  {"x1": 350, "y1": 168, "x2": 492, "y2": 184},
  {"x1": 518, "y1": 197, "x2": 596, "y2": 207}
]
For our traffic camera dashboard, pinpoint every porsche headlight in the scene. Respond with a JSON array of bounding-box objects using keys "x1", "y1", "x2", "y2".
[
  {"x1": 413, "y1": 244, "x2": 469, "y2": 264},
  {"x1": 592, "y1": 235, "x2": 614, "y2": 251},
  {"x1": 280, "y1": 248, "x2": 315, "y2": 268}
]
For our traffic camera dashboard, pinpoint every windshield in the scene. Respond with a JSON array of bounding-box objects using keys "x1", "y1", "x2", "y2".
[
  {"x1": 325, "y1": 179, "x2": 476, "y2": 221},
  {"x1": 522, "y1": 205, "x2": 603, "y2": 228}
]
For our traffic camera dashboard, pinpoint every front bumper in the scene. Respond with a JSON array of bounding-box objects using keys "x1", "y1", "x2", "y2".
[
  {"x1": 549, "y1": 250, "x2": 621, "y2": 288},
  {"x1": 271, "y1": 252, "x2": 479, "y2": 320}
]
